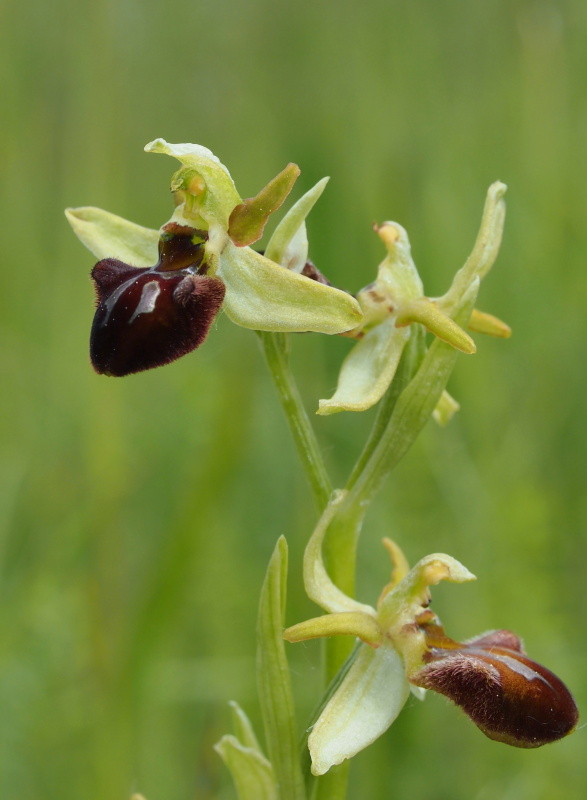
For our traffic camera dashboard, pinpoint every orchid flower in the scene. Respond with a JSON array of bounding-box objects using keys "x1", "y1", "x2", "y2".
[
  {"x1": 317, "y1": 182, "x2": 511, "y2": 415},
  {"x1": 65, "y1": 140, "x2": 362, "y2": 376},
  {"x1": 284, "y1": 492, "x2": 578, "y2": 775}
]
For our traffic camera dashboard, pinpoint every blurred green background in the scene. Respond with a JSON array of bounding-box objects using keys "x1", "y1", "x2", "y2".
[{"x1": 2, "y1": 0, "x2": 586, "y2": 797}]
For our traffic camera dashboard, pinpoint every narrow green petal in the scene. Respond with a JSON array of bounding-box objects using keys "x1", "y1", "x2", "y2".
[
  {"x1": 317, "y1": 319, "x2": 410, "y2": 415},
  {"x1": 396, "y1": 299, "x2": 476, "y2": 354},
  {"x1": 284, "y1": 612, "x2": 383, "y2": 646},
  {"x1": 468, "y1": 308, "x2": 512, "y2": 338},
  {"x1": 144, "y1": 139, "x2": 241, "y2": 229},
  {"x1": 218, "y1": 242, "x2": 362, "y2": 334},
  {"x1": 214, "y1": 735, "x2": 278, "y2": 800},
  {"x1": 228, "y1": 163, "x2": 301, "y2": 247},
  {"x1": 265, "y1": 177, "x2": 329, "y2": 269},
  {"x1": 308, "y1": 645, "x2": 410, "y2": 776},
  {"x1": 64, "y1": 207, "x2": 159, "y2": 266}
]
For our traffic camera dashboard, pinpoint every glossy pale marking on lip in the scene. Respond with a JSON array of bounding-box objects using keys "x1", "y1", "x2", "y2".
[{"x1": 89, "y1": 227, "x2": 225, "y2": 377}]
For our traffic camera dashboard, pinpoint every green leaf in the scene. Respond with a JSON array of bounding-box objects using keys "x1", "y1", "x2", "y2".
[
  {"x1": 64, "y1": 207, "x2": 159, "y2": 266},
  {"x1": 215, "y1": 735, "x2": 278, "y2": 800},
  {"x1": 257, "y1": 537, "x2": 306, "y2": 800},
  {"x1": 229, "y1": 701, "x2": 264, "y2": 754},
  {"x1": 218, "y1": 242, "x2": 362, "y2": 334},
  {"x1": 432, "y1": 390, "x2": 460, "y2": 426}
]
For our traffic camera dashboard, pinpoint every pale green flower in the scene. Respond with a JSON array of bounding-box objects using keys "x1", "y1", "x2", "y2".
[{"x1": 318, "y1": 182, "x2": 509, "y2": 414}]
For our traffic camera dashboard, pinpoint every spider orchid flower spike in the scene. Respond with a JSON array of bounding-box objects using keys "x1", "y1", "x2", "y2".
[
  {"x1": 318, "y1": 181, "x2": 512, "y2": 415},
  {"x1": 284, "y1": 492, "x2": 578, "y2": 776},
  {"x1": 65, "y1": 140, "x2": 362, "y2": 376}
]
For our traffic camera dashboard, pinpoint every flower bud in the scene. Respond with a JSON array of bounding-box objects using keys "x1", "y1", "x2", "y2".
[{"x1": 411, "y1": 625, "x2": 578, "y2": 748}]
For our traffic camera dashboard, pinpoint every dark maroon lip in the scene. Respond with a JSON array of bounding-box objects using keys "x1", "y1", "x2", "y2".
[
  {"x1": 412, "y1": 621, "x2": 579, "y2": 748},
  {"x1": 88, "y1": 230, "x2": 224, "y2": 377},
  {"x1": 98, "y1": 265, "x2": 199, "y2": 328}
]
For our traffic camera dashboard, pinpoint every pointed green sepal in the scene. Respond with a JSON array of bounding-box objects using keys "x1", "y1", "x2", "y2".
[
  {"x1": 144, "y1": 139, "x2": 241, "y2": 230},
  {"x1": 229, "y1": 163, "x2": 301, "y2": 247},
  {"x1": 64, "y1": 207, "x2": 159, "y2": 266},
  {"x1": 218, "y1": 242, "x2": 362, "y2": 334},
  {"x1": 214, "y1": 736, "x2": 278, "y2": 800},
  {"x1": 375, "y1": 222, "x2": 424, "y2": 302},
  {"x1": 265, "y1": 177, "x2": 329, "y2": 271}
]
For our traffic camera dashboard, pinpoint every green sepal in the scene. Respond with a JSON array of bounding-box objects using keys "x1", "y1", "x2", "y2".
[
  {"x1": 257, "y1": 537, "x2": 306, "y2": 800},
  {"x1": 218, "y1": 242, "x2": 362, "y2": 334},
  {"x1": 64, "y1": 207, "x2": 159, "y2": 266},
  {"x1": 308, "y1": 644, "x2": 410, "y2": 776},
  {"x1": 229, "y1": 163, "x2": 301, "y2": 247},
  {"x1": 144, "y1": 139, "x2": 241, "y2": 230},
  {"x1": 375, "y1": 222, "x2": 424, "y2": 302},
  {"x1": 214, "y1": 736, "x2": 278, "y2": 800}
]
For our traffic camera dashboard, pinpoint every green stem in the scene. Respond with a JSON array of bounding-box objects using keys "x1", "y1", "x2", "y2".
[
  {"x1": 312, "y1": 764, "x2": 350, "y2": 800},
  {"x1": 322, "y1": 294, "x2": 475, "y2": 682},
  {"x1": 258, "y1": 331, "x2": 332, "y2": 510},
  {"x1": 345, "y1": 291, "x2": 476, "y2": 515}
]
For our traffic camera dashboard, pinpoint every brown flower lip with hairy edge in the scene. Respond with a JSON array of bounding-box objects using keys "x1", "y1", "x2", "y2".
[
  {"x1": 411, "y1": 615, "x2": 579, "y2": 748},
  {"x1": 89, "y1": 224, "x2": 225, "y2": 377}
]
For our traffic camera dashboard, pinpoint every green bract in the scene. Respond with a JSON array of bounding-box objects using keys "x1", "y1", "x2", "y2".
[{"x1": 65, "y1": 140, "x2": 362, "y2": 339}]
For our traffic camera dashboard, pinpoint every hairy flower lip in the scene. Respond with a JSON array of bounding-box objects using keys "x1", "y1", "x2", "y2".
[
  {"x1": 411, "y1": 622, "x2": 579, "y2": 748},
  {"x1": 89, "y1": 229, "x2": 225, "y2": 376}
]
